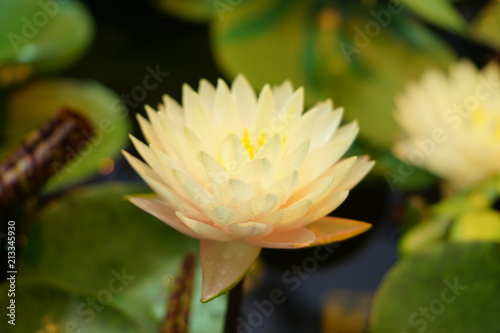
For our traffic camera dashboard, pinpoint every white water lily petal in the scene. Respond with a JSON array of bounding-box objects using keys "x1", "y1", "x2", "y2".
[
  {"x1": 226, "y1": 222, "x2": 273, "y2": 238},
  {"x1": 252, "y1": 85, "x2": 275, "y2": 134},
  {"x1": 136, "y1": 114, "x2": 161, "y2": 148},
  {"x1": 394, "y1": 60, "x2": 500, "y2": 190},
  {"x1": 236, "y1": 193, "x2": 279, "y2": 220},
  {"x1": 218, "y1": 178, "x2": 256, "y2": 206},
  {"x1": 297, "y1": 139, "x2": 349, "y2": 189},
  {"x1": 336, "y1": 157, "x2": 375, "y2": 192},
  {"x1": 266, "y1": 171, "x2": 298, "y2": 206},
  {"x1": 124, "y1": 75, "x2": 374, "y2": 302},
  {"x1": 276, "y1": 139, "x2": 310, "y2": 179},
  {"x1": 198, "y1": 79, "x2": 216, "y2": 112},
  {"x1": 200, "y1": 240, "x2": 260, "y2": 302},
  {"x1": 272, "y1": 80, "x2": 294, "y2": 111},
  {"x1": 232, "y1": 75, "x2": 257, "y2": 125},
  {"x1": 248, "y1": 227, "x2": 316, "y2": 249},
  {"x1": 128, "y1": 195, "x2": 199, "y2": 239},
  {"x1": 256, "y1": 197, "x2": 312, "y2": 225},
  {"x1": 307, "y1": 217, "x2": 372, "y2": 245},
  {"x1": 215, "y1": 78, "x2": 240, "y2": 130},
  {"x1": 176, "y1": 212, "x2": 234, "y2": 241},
  {"x1": 238, "y1": 158, "x2": 274, "y2": 193},
  {"x1": 221, "y1": 133, "x2": 250, "y2": 176},
  {"x1": 161, "y1": 94, "x2": 185, "y2": 127}
]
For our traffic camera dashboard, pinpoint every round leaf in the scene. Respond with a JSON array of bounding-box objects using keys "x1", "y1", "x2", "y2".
[
  {"x1": 371, "y1": 242, "x2": 500, "y2": 333},
  {"x1": 0, "y1": 0, "x2": 94, "y2": 83},
  {"x1": 211, "y1": 0, "x2": 454, "y2": 148},
  {"x1": 0, "y1": 79, "x2": 130, "y2": 192},
  {"x1": 13, "y1": 183, "x2": 226, "y2": 332}
]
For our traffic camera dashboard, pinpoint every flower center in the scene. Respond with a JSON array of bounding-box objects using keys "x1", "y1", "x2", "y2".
[
  {"x1": 471, "y1": 109, "x2": 500, "y2": 138},
  {"x1": 241, "y1": 129, "x2": 267, "y2": 159}
]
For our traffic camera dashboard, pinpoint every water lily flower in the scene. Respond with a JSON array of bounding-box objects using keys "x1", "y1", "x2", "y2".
[
  {"x1": 123, "y1": 75, "x2": 373, "y2": 302},
  {"x1": 394, "y1": 60, "x2": 500, "y2": 191}
]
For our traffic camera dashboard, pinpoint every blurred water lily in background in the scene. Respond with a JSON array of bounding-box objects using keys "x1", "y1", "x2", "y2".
[
  {"x1": 124, "y1": 75, "x2": 373, "y2": 301},
  {"x1": 394, "y1": 60, "x2": 500, "y2": 192},
  {"x1": 1, "y1": 0, "x2": 500, "y2": 332}
]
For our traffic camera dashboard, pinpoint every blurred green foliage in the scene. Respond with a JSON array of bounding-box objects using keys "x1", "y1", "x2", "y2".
[
  {"x1": 0, "y1": 184, "x2": 226, "y2": 333},
  {"x1": 371, "y1": 242, "x2": 500, "y2": 333}
]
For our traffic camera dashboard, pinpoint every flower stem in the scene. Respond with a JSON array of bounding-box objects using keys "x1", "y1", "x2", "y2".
[{"x1": 224, "y1": 277, "x2": 245, "y2": 333}]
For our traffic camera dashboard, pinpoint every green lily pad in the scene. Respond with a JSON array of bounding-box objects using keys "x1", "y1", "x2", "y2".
[
  {"x1": 0, "y1": 0, "x2": 94, "y2": 83},
  {"x1": 0, "y1": 183, "x2": 226, "y2": 333},
  {"x1": 371, "y1": 242, "x2": 500, "y2": 333},
  {"x1": 0, "y1": 79, "x2": 130, "y2": 192},
  {"x1": 400, "y1": 0, "x2": 466, "y2": 33},
  {"x1": 211, "y1": 0, "x2": 454, "y2": 148},
  {"x1": 450, "y1": 209, "x2": 500, "y2": 243},
  {"x1": 468, "y1": 1, "x2": 500, "y2": 52},
  {"x1": 0, "y1": 281, "x2": 141, "y2": 333}
]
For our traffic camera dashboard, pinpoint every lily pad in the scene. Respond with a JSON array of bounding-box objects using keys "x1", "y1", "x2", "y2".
[
  {"x1": 0, "y1": 79, "x2": 130, "y2": 192},
  {"x1": 0, "y1": 0, "x2": 94, "y2": 84},
  {"x1": 0, "y1": 183, "x2": 226, "y2": 333},
  {"x1": 211, "y1": 0, "x2": 454, "y2": 148},
  {"x1": 371, "y1": 242, "x2": 500, "y2": 333}
]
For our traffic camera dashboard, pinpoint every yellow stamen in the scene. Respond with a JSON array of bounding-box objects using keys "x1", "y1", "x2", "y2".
[{"x1": 242, "y1": 129, "x2": 256, "y2": 158}]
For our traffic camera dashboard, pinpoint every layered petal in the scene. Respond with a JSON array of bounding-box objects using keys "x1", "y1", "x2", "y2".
[{"x1": 200, "y1": 240, "x2": 261, "y2": 302}]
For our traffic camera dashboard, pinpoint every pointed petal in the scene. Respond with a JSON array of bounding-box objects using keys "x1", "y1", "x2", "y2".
[
  {"x1": 136, "y1": 114, "x2": 161, "y2": 148},
  {"x1": 236, "y1": 192, "x2": 279, "y2": 220},
  {"x1": 221, "y1": 133, "x2": 250, "y2": 176},
  {"x1": 176, "y1": 212, "x2": 234, "y2": 241},
  {"x1": 238, "y1": 158, "x2": 274, "y2": 193},
  {"x1": 128, "y1": 195, "x2": 199, "y2": 239},
  {"x1": 252, "y1": 85, "x2": 275, "y2": 134},
  {"x1": 226, "y1": 222, "x2": 273, "y2": 238},
  {"x1": 161, "y1": 94, "x2": 185, "y2": 127},
  {"x1": 215, "y1": 78, "x2": 239, "y2": 130},
  {"x1": 248, "y1": 227, "x2": 316, "y2": 249},
  {"x1": 266, "y1": 171, "x2": 298, "y2": 206},
  {"x1": 232, "y1": 75, "x2": 257, "y2": 126},
  {"x1": 272, "y1": 80, "x2": 294, "y2": 111},
  {"x1": 276, "y1": 139, "x2": 310, "y2": 179},
  {"x1": 256, "y1": 198, "x2": 312, "y2": 225},
  {"x1": 200, "y1": 240, "x2": 261, "y2": 302},
  {"x1": 198, "y1": 79, "x2": 216, "y2": 111},
  {"x1": 307, "y1": 216, "x2": 372, "y2": 246},
  {"x1": 336, "y1": 156, "x2": 375, "y2": 191}
]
